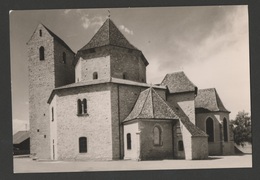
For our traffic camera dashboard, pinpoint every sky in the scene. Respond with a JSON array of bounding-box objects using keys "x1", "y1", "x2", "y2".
[{"x1": 9, "y1": 6, "x2": 250, "y2": 134}]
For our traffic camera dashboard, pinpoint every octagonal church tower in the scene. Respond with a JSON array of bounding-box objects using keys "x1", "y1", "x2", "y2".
[{"x1": 74, "y1": 18, "x2": 148, "y2": 83}]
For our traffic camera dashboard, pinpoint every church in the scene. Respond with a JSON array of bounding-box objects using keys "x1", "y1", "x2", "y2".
[{"x1": 27, "y1": 18, "x2": 234, "y2": 161}]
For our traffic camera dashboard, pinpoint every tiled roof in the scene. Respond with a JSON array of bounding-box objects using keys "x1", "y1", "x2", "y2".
[
  {"x1": 195, "y1": 88, "x2": 230, "y2": 113},
  {"x1": 161, "y1": 71, "x2": 197, "y2": 94},
  {"x1": 47, "y1": 78, "x2": 166, "y2": 103},
  {"x1": 13, "y1": 131, "x2": 30, "y2": 144},
  {"x1": 124, "y1": 87, "x2": 179, "y2": 121},
  {"x1": 79, "y1": 19, "x2": 138, "y2": 51},
  {"x1": 42, "y1": 24, "x2": 75, "y2": 54},
  {"x1": 124, "y1": 87, "x2": 207, "y2": 137}
]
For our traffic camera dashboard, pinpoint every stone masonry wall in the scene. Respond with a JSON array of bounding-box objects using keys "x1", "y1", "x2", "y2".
[
  {"x1": 77, "y1": 45, "x2": 146, "y2": 83},
  {"x1": 191, "y1": 136, "x2": 208, "y2": 159},
  {"x1": 167, "y1": 92, "x2": 196, "y2": 124},
  {"x1": 173, "y1": 121, "x2": 185, "y2": 159},
  {"x1": 49, "y1": 96, "x2": 58, "y2": 160},
  {"x1": 139, "y1": 120, "x2": 174, "y2": 160},
  {"x1": 195, "y1": 112, "x2": 234, "y2": 155},
  {"x1": 110, "y1": 84, "x2": 166, "y2": 159},
  {"x1": 54, "y1": 84, "x2": 113, "y2": 160},
  {"x1": 27, "y1": 24, "x2": 55, "y2": 159},
  {"x1": 123, "y1": 122, "x2": 140, "y2": 160},
  {"x1": 79, "y1": 55, "x2": 110, "y2": 82},
  {"x1": 110, "y1": 46, "x2": 146, "y2": 83},
  {"x1": 54, "y1": 41, "x2": 75, "y2": 87}
]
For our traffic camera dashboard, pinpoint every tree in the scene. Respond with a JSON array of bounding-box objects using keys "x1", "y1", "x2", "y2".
[{"x1": 231, "y1": 111, "x2": 251, "y2": 146}]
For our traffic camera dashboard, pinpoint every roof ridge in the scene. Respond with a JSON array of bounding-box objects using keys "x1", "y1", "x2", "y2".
[
  {"x1": 151, "y1": 88, "x2": 179, "y2": 119},
  {"x1": 41, "y1": 24, "x2": 75, "y2": 54},
  {"x1": 79, "y1": 19, "x2": 108, "y2": 52},
  {"x1": 138, "y1": 88, "x2": 152, "y2": 118},
  {"x1": 150, "y1": 88, "x2": 155, "y2": 118}
]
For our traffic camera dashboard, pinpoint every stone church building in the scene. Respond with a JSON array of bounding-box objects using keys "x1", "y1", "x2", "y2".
[{"x1": 27, "y1": 18, "x2": 234, "y2": 161}]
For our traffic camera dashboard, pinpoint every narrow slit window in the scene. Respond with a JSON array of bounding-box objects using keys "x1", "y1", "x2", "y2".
[
  {"x1": 127, "y1": 133, "x2": 131, "y2": 150},
  {"x1": 39, "y1": 30, "x2": 42, "y2": 37},
  {"x1": 77, "y1": 99, "x2": 82, "y2": 115},
  {"x1": 51, "y1": 107, "x2": 54, "y2": 121},
  {"x1": 93, "y1": 72, "x2": 98, "y2": 80},
  {"x1": 83, "y1": 99, "x2": 87, "y2": 114},
  {"x1": 123, "y1": 72, "x2": 127, "y2": 79},
  {"x1": 178, "y1": 140, "x2": 184, "y2": 151},
  {"x1": 62, "y1": 52, "x2": 66, "y2": 64}
]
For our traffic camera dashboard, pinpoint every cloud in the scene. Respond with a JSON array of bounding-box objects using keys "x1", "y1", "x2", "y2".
[
  {"x1": 81, "y1": 15, "x2": 91, "y2": 29},
  {"x1": 12, "y1": 119, "x2": 29, "y2": 135},
  {"x1": 80, "y1": 15, "x2": 105, "y2": 30},
  {"x1": 119, "y1": 25, "x2": 134, "y2": 35},
  {"x1": 151, "y1": 6, "x2": 247, "y2": 72}
]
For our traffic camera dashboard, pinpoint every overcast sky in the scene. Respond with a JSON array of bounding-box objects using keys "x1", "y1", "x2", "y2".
[{"x1": 10, "y1": 6, "x2": 250, "y2": 134}]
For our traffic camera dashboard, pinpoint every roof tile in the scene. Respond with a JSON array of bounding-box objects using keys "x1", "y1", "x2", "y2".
[
  {"x1": 161, "y1": 71, "x2": 196, "y2": 93},
  {"x1": 195, "y1": 88, "x2": 230, "y2": 113}
]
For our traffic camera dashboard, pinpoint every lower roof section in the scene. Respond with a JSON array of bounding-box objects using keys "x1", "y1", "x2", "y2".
[{"x1": 47, "y1": 78, "x2": 166, "y2": 104}]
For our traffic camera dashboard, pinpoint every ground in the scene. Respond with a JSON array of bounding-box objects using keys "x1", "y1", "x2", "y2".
[{"x1": 13, "y1": 154, "x2": 252, "y2": 173}]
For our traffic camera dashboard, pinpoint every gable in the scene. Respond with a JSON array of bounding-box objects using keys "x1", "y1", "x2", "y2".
[{"x1": 195, "y1": 88, "x2": 230, "y2": 113}]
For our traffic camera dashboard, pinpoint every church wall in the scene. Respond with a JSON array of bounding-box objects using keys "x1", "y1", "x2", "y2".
[
  {"x1": 75, "y1": 59, "x2": 82, "y2": 82},
  {"x1": 110, "y1": 83, "x2": 167, "y2": 159},
  {"x1": 49, "y1": 95, "x2": 58, "y2": 160},
  {"x1": 110, "y1": 46, "x2": 146, "y2": 83},
  {"x1": 116, "y1": 84, "x2": 141, "y2": 159},
  {"x1": 191, "y1": 136, "x2": 208, "y2": 159},
  {"x1": 195, "y1": 112, "x2": 234, "y2": 155},
  {"x1": 167, "y1": 92, "x2": 196, "y2": 124},
  {"x1": 80, "y1": 55, "x2": 111, "y2": 82},
  {"x1": 28, "y1": 25, "x2": 55, "y2": 159},
  {"x1": 123, "y1": 122, "x2": 140, "y2": 160},
  {"x1": 54, "y1": 84, "x2": 113, "y2": 160},
  {"x1": 139, "y1": 120, "x2": 174, "y2": 160},
  {"x1": 54, "y1": 40, "x2": 75, "y2": 87},
  {"x1": 110, "y1": 84, "x2": 121, "y2": 159},
  {"x1": 173, "y1": 121, "x2": 185, "y2": 159}
]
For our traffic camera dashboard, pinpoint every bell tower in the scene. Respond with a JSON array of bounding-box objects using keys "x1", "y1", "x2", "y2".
[{"x1": 27, "y1": 24, "x2": 75, "y2": 159}]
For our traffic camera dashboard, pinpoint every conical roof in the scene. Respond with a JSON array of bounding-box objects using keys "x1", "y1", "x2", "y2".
[
  {"x1": 79, "y1": 19, "x2": 138, "y2": 51},
  {"x1": 124, "y1": 87, "x2": 179, "y2": 122},
  {"x1": 195, "y1": 88, "x2": 230, "y2": 113}
]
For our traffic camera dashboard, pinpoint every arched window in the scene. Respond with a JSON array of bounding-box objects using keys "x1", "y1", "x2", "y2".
[
  {"x1": 223, "y1": 118, "x2": 228, "y2": 142},
  {"x1": 127, "y1": 133, "x2": 131, "y2": 150},
  {"x1": 83, "y1": 99, "x2": 87, "y2": 114},
  {"x1": 77, "y1": 99, "x2": 82, "y2": 115},
  {"x1": 93, "y1": 72, "x2": 98, "y2": 80},
  {"x1": 123, "y1": 72, "x2": 127, "y2": 79},
  {"x1": 206, "y1": 118, "x2": 214, "y2": 142},
  {"x1": 39, "y1": 30, "x2": 42, "y2": 37},
  {"x1": 39, "y1": 46, "x2": 45, "y2": 60},
  {"x1": 153, "y1": 126, "x2": 162, "y2": 146},
  {"x1": 79, "y1": 137, "x2": 87, "y2": 153},
  {"x1": 62, "y1": 52, "x2": 66, "y2": 64},
  {"x1": 178, "y1": 140, "x2": 184, "y2": 151}
]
